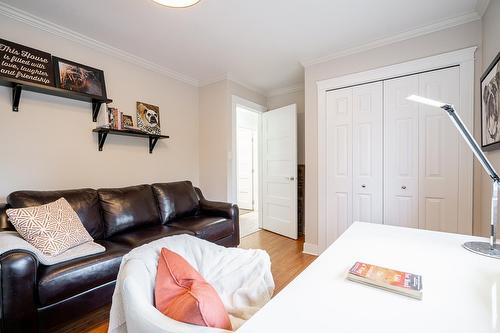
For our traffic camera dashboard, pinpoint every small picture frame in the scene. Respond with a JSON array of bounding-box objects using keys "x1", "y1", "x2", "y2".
[
  {"x1": 53, "y1": 57, "x2": 107, "y2": 99},
  {"x1": 481, "y1": 51, "x2": 500, "y2": 150},
  {"x1": 107, "y1": 107, "x2": 120, "y2": 129},
  {"x1": 122, "y1": 114, "x2": 134, "y2": 128}
]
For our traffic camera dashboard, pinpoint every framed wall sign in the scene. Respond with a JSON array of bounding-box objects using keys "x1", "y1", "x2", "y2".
[
  {"x1": 0, "y1": 38, "x2": 54, "y2": 86},
  {"x1": 53, "y1": 57, "x2": 107, "y2": 99},
  {"x1": 481, "y1": 51, "x2": 500, "y2": 150}
]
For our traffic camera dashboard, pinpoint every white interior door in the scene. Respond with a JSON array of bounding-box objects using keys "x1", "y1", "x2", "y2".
[
  {"x1": 418, "y1": 67, "x2": 460, "y2": 232},
  {"x1": 352, "y1": 82, "x2": 383, "y2": 224},
  {"x1": 326, "y1": 87, "x2": 353, "y2": 244},
  {"x1": 384, "y1": 75, "x2": 419, "y2": 229},
  {"x1": 237, "y1": 127, "x2": 254, "y2": 210},
  {"x1": 262, "y1": 104, "x2": 298, "y2": 239}
]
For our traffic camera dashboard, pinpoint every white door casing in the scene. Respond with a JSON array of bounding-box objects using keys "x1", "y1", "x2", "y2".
[
  {"x1": 316, "y1": 47, "x2": 475, "y2": 254},
  {"x1": 352, "y1": 82, "x2": 384, "y2": 225},
  {"x1": 262, "y1": 104, "x2": 298, "y2": 239},
  {"x1": 237, "y1": 127, "x2": 255, "y2": 210}
]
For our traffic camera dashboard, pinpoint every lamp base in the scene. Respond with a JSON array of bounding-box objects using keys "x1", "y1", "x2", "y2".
[{"x1": 463, "y1": 242, "x2": 500, "y2": 259}]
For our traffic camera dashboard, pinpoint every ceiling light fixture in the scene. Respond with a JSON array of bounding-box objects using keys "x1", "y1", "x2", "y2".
[{"x1": 152, "y1": 0, "x2": 201, "y2": 8}]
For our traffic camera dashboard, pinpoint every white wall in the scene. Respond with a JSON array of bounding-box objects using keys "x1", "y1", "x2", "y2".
[
  {"x1": 267, "y1": 89, "x2": 305, "y2": 164},
  {"x1": 304, "y1": 21, "x2": 483, "y2": 249},
  {"x1": 480, "y1": 1, "x2": 500, "y2": 236},
  {"x1": 0, "y1": 16, "x2": 199, "y2": 201}
]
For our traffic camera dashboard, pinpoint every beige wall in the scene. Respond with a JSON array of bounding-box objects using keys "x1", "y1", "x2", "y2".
[
  {"x1": 198, "y1": 81, "x2": 228, "y2": 201},
  {"x1": 304, "y1": 21, "x2": 483, "y2": 248},
  {"x1": 0, "y1": 16, "x2": 200, "y2": 201},
  {"x1": 267, "y1": 89, "x2": 305, "y2": 164},
  {"x1": 198, "y1": 80, "x2": 266, "y2": 202},
  {"x1": 480, "y1": 1, "x2": 500, "y2": 236}
]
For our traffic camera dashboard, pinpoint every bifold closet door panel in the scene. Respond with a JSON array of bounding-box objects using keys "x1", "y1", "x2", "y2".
[
  {"x1": 384, "y1": 76, "x2": 419, "y2": 229},
  {"x1": 352, "y1": 82, "x2": 383, "y2": 224},
  {"x1": 326, "y1": 87, "x2": 353, "y2": 244},
  {"x1": 418, "y1": 67, "x2": 460, "y2": 232}
]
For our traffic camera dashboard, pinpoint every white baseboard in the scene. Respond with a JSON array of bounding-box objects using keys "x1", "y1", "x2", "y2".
[{"x1": 303, "y1": 242, "x2": 320, "y2": 256}]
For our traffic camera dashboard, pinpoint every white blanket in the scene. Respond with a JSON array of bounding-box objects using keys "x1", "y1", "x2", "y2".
[
  {"x1": 0, "y1": 231, "x2": 105, "y2": 265},
  {"x1": 108, "y1": 235, "x2": 274, "y2": 333}
]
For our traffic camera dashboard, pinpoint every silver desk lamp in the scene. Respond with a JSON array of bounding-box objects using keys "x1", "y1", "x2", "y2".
[{"x1": 407, "y1": 95, "x2": 500, "y2": 259}]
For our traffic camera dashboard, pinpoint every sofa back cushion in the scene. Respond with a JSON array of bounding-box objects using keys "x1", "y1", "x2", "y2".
[
  {"x1": 98, "y1": 185, "x2": 161, "y2": 237},
  {"x1": 152, "y1": 181, "x2": 199, "y2": 224},
  {"x1": 7, "y1": 189, "x2": 104, "y2": 239}
]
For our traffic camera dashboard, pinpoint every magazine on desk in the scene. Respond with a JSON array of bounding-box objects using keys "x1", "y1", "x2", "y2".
[{"x1": 347, "y1": 262, "x2": 423, "y2": 300}]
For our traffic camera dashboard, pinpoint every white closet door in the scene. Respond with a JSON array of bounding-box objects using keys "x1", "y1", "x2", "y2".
[
  {"x1": 418, "y1": 67, "x2": 460, "y2": 232},
  {"x1": 352, "y1": 82, "x2": 383, "y2": 223},
  {"x1": 326, "y1": 87, "x2": 353, "y2": 244},
  {"x1": 384, "y1": 75, "x2": 419, "y2": 228}
]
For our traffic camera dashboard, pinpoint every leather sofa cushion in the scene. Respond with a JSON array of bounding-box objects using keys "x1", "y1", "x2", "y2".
[
  {"x1": 98, "y1": 185, "x2": 161, "y2": 238},
  {"x1": 168, "y1": 216, "x2": 234, "y2": 242},
  {"x1": 37, "y1": 240, "x2": 129, "y2": 306},
  {"x1": 7, "y1": 189, "x2": 104, "y2": 239},
  {"x1": 152, "y1": 181, "x2": 200, "y2": 224},
  {"x1": 109, "y1": 224, "x2": 195, "y2": 248}
]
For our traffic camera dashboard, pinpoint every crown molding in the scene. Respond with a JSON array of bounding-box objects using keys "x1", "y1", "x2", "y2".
[
  {"x1": 199, "y1": 73, "x2": 267, "y2": 96},
  {"x1": 267, "y1": 83, "x2": 304, "y2": 98},
  {"x1": 0, "y1": 2, "x2": 199, "y2": 86},
  {"x1": 198, "y1": 74, "x2": 229, "y2": 87},
  {"x1": 226, "y1": 73, "x2": 266, "y2": 96},
  {"x1": 301, "y1": 11, "x2": 481, "y2": 68},
  {"x1": 476, "y1": 0, "x2": 491, "y2": 17}
]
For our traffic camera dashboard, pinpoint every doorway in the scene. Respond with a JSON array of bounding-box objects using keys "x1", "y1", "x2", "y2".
[
  {"x1": 236, "y1": 105, "x2": 260, "y2": 237},
  {"x1": 231, "y1": 96, "x2": 299, "y2": 240}
]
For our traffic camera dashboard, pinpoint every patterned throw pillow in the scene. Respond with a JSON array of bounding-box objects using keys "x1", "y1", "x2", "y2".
[{"x1": 6, "y1": 198, "x2": 93, "y2": 256}]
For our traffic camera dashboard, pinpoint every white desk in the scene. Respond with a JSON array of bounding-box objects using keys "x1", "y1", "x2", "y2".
[{"x1": 237, "y1": 222, "x2": 500, "y2": 333}]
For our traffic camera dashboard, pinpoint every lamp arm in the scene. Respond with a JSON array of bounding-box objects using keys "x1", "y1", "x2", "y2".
[{"x1": 442, "y1": 104, "x2": 500, "y2": 182}]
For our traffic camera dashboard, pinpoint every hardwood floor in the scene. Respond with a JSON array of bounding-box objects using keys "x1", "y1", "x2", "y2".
[{"x1": 52, "y1": 230, "x2": 316, "y2": 333}]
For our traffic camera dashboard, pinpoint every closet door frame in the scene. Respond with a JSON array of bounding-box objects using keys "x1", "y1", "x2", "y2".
[{"x1": 315, "y1": 47, "x2": 476, "y2": 254}]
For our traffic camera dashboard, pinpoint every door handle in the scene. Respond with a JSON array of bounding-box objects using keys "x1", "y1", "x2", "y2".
[
  {"x1": 401, "y1": 185, "x2": 407, "y2": 190},
  {"x1": 288, "y1": 177, "x2": 295, "y2": 181},
  {"x1": 361, "y1": 184, "x2": 367, "y2": 188}
]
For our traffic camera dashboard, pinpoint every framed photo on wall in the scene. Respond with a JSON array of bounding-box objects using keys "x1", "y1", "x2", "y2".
[
  {"x1": 53, "y1": 57, "x2": 107, "y2": 99},
  {"x1": 481, "y1": 51, "x2": 500, "y2": 150}
]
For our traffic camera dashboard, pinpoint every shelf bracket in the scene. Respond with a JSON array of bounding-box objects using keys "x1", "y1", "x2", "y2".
[
  {"x1": 149, "y1": 137, "x2": 159, "y2": 154},
  {"x1": 92, "y1": 100, "x2": 103, "y2": 122},
  {"x1": 98, "y1": 131, "x2": 108, "y2": 151},
  {"x1": 12, "y1": 84, "x2": 22, "y2": 112}
]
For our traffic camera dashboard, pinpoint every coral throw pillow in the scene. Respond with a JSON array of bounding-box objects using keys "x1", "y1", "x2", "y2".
[
  {"x1": 155, "y1": 248, "x2": 232, "y2": 330},
  {"x1": 6, "y1": 197, "x2": 93, "y2": 256}
]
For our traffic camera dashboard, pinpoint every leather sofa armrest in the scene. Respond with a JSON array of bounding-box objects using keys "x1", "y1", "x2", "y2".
[
  {"x1": 194, "y1": 188, "x2": 239, "y2": 219},
  {"x1": 0, "y1": 203, "x2": 15, "y2": 232},
  {"x1": 0, "y1": 250, "x2": 39, "y2": 332},
  {"x1": 195, "y1": 188, "x2": 240, "y2": 246}
]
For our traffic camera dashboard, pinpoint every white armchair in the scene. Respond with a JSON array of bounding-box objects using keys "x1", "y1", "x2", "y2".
[{"x1": 108, "y1": 235, "x2": 274, "y2": 333}]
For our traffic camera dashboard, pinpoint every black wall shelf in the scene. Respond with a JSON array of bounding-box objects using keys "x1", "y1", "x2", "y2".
[
  {"x1": 0, "y1": 77, "x2": 112, "y2": 122},
  {"x1": 93, "y1": 128, "x2": 169, "y2": 153}
]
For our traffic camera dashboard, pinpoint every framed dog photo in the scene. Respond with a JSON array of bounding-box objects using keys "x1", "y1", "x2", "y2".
[
  {"x1": 481, "y1": 51, "x2": 500, "y2": 150},
  {"x1": 136, "y1": 102, "x2": 161, "y2": 135},
  {"x1": 53, "y1": 57, "x2": 107, "y2": 99}
]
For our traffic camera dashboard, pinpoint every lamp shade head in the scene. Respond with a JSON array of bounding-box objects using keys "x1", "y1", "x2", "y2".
[
  {"x1": 152, "y1": 0, "x2": 200, "y2": 7},
  {"x1": 406, "y1": 95, "x2": 447, "y2": 108}
]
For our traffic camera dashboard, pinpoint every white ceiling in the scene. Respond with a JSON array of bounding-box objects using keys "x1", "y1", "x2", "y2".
[{"x1": 0, "y1": 0, "x2": 487, "y2": 94}]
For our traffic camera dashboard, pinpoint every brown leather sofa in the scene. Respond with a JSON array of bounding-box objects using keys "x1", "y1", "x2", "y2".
[{"x1": 0, "y1": 181, "x2": 239, "y2": 333}]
